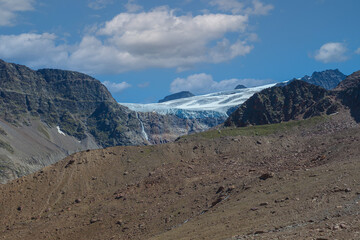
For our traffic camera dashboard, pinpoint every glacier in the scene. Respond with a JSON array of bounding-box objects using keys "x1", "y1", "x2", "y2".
[{"x1": 120, "y1": 83, "x2": 277, "y2": 119}]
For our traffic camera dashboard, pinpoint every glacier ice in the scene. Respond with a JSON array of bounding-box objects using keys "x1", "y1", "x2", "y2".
[{"x1": 120, "y1": 83, "x2": 276, "y2": 119}]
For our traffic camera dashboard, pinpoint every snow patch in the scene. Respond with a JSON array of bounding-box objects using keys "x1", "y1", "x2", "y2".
[{"x1": 56, "y1": 126, "x2": 66, "y2": 136}]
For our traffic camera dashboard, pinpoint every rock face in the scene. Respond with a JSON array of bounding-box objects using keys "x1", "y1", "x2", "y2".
[
  {"x1": 235, "y1": 84, "x2": 247, "y2": 89},
  {"x1": 0, "y1": 59, "x2": 147, "y2": 182},
  {"x1": 0, "y1": 60, "x2": 146, "y2": 146},
  {"x1": 225, "y1": 80, "x2": 339, "y2": 127},
  {"x1": 276, "y1": 69, "x2": 346, "y2": 90},
  {"x1": 158, "y1": 91, "x2": 195, "y2": 103}
]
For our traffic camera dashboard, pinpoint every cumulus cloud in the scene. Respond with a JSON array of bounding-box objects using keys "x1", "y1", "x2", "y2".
[
  {"x1": 314, "y1": 42, "x2": 348, "y2": 63},
  {"x1": 89, "y1": 8, "x2": 250, "y2": 72},
  {"x1": 0, "y1": 0, "x2": 34, "y2": 26},
  {"x1": 355, "y1": 48, "x2": 360, "y2": 55},
  {"x1": 170, "y1": 73, "x2": 273, "y2": 95},
  {"x1": 102, "y1": 81, "x2": 131, "y2": 93},
  {"x1": 0, "y1": 33, "x2": 68, "y2": 67},
  {"x1": 88, "y1": 0, "x2": 113, "y2": 10},
  {"x1": 0, "y1": 5, "x2": 269, "y2": 74},
  {"x1": 210, "y1": 0, "x2": 273, "y2": 15}
]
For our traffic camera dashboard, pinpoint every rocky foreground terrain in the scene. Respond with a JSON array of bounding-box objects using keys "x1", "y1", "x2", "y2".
[{"x1": 0, "y1": 106, "x2": 359, "y2": 240}]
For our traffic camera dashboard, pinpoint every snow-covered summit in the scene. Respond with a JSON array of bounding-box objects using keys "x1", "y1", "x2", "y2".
[{"x1": 120, "y1": 83, "x2": 276, "y2": 119}]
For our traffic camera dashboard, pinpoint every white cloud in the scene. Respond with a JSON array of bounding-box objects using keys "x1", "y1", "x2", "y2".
[
  {"x1": 0, "y1": 0, "x2": 34, "y2": 26},
  {"x1": 355, "y1": 48, "x2": 360, "y2": 55},
  {"x1": 125, "y1": 0, "x2": 143, "y2": 13},
  {"x1": 0, "y1": 7, "x2": 266, "y2": 74},
  {"x1": 210, "y1": 0, "x2": 273, "y2": 15},
  {"x1": 87, "y1": 8, "x2": 250, "y2": 73},
  {"x1": 170, "y1": 73, "x2": 273, "y2": 94},
  {"x1": 314, "y1": 42, "x2": 348, "y2": 63},
  {"x1": 0, "y1": 33, "x2": 68, "y2": 67},
  {"x1": 88, "y1": 0, "x2": 113, "y2": 10},
  {"x1": 102, "y1": 81, "x2": 131, "y2": 93}
]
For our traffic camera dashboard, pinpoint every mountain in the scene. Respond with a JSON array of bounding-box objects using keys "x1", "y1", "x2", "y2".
[
  {"x1": 225, "y1": 80, "x2": 339, "y2": 127},
  {"x1": 276, "y1": 69, "x2": 347, "y2": 90},
  {"x1": 1, "y1": 104, "x2": 359, "y2": 239},
  {"x1": 0, "y1": 60, "x2": 275, "y2": 183},
  {"x1": 235, "y1": 84, "x2": 246, "y2": 89},
  {"x1": 158, "y1": 91, "x2": 194, "y2": 103},
  {"x1": 225, "y1": 71, "x2": 359, "y2": 128},
  {"x1": 0, "y1": 59, "x2": 147, "y2": 182}
]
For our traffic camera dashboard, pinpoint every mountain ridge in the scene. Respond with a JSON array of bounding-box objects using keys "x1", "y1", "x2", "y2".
[{"x1": 224, "y1": 71, "x2": 359, "y2": 128}]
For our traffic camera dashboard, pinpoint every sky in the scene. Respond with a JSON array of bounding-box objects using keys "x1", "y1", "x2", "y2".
[{"x1": 0, "y1": 0, "x2": 359, "y2": 103}]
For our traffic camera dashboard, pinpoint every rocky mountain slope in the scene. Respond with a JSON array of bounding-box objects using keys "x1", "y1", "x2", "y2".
[
  {"x1": 0, "y1": 59, "x2": 148, "y2": 183},
  {"x1": 158, "y1": 91, "x2": 194, "y2": 103},
  {"x1": 225, "y1": 71, "x2": 359, "y2": 128},
  {"x1": 0, "y1": 108, "x2": 359, "y2": 239}
]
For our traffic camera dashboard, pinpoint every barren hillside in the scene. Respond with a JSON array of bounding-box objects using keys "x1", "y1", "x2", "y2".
[{"x1": 0, "y1": 110, "x2": 359, "y2": 240}]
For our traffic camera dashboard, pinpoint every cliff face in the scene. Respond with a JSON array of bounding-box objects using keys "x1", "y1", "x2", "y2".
[
  {"x1": 0, "y1": 59, "x2": 146, "y2": 146},
  {"x1": 0, "y1": 59, "x2": 147, "y2": 183}
]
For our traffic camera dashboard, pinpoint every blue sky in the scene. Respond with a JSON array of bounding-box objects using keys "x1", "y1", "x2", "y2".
[{"x1": 0, "y1": 0, "x2": 359, "y2": 103}]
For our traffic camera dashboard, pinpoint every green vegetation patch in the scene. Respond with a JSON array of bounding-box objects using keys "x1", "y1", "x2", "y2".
[{"x1": 183, "y1": 115, "x2": 328, "y2": 140}]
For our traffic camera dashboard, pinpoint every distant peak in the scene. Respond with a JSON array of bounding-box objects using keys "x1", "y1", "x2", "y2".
[
  {"x1": 158, "y1": 91, "x2": 195, "y2": 103},
  {"x1": 235, "y1": 84, "x2": 247, "y2": 90}
]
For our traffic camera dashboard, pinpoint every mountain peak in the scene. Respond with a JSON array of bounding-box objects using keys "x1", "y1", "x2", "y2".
[
  {"x1": 235, "y1": 84, "x2": 247, "y2": 90},
  {"x1": 305, "y1": 69, "x2": 347, "y2": 90},
  {"x1": 158, "y1": 91, "x2": 195, "y2": 103},
  {"x1": 276, "y1": 69, "x2": 347, "y2": 90}
]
